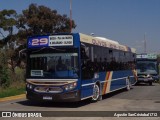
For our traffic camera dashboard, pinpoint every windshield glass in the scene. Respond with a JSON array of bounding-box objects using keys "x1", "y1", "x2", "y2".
[
  {"x1": 27, "y1": 51, "x2": 79, "y2": 79},
  {"x1": 136, "y1": 61, "x2": 157, "y2": 74}
]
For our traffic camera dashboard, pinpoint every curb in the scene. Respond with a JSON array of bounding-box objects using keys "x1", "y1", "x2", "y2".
[{"x1": 0, "y1": 94, "x2": 26, "y2": 102}]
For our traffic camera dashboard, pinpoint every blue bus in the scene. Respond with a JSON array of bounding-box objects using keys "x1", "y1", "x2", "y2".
[
  {"x1": 136, "y1": 53, "x2": 159, "y2": 85},
  {"x1": 26, "y1": 33, "x2": 137, "y2": 102}
]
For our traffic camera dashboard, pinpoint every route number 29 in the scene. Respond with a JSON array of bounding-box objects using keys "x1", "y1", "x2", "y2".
[{"x1": 32, "y1": 38, "x2": 48, "y2": 46}]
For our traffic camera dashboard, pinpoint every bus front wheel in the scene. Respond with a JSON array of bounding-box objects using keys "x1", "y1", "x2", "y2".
[{"x1": 92, "y1": 84, "x2": 100, "y2": 102}]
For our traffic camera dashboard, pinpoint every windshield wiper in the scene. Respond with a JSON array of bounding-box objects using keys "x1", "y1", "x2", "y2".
[
  {"x1": 31, "y1": 47, "x2": 66, "y2": 53},
  {"x1": 50, "y1": 47, "x2": 66, "y2": 51},
  {"x1": 32, "y1": 47, "x2": 46, "y2": 53}
]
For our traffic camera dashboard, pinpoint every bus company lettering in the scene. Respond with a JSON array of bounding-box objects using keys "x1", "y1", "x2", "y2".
[
  {"x1": 92, "y1": 39, "x2": 118, "y2": 49},
  {"x1": 92, "y1": 39, "x2": 108, "y2": 47},
  {"x1": 119, "y1": 46, "x2": 125, "y2": 51},
  {"x1": 109, "y1": 44, "x2": 117, "y2": 49}
]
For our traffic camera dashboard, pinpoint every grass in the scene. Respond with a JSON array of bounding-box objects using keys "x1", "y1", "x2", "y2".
[
  {"x1": 0, "y1": 67, "x2": 26, "y2": 98},
  {"x1": 0, "y1": 84, "x2": 25, "y2": 98}
]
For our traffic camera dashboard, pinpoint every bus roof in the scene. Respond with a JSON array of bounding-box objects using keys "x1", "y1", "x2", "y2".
[
  {"x1": 27, "y1": 33, "x2": 136, "y2": 53},
  {"x1": 95, "y1": 37, "x2": 119, "y2": 44},
  {"x1": 79, "y1": 33, "x2": 136, "y2": 53}
]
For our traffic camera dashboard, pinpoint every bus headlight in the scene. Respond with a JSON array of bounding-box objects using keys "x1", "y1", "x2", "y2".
[
  {"x1": 26, "y1": 83, "x2": 33, "y2": 89},
  {"x1": 147, "y1": 74, "x2": 152, "y2": 78},
  {"x1": 64, "y1": 82, "x2": 77, "y2": 91}
]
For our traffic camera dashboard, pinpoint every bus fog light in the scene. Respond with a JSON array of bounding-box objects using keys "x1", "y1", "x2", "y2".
[
  {"x1": 27, "y1": 84, "x2": 30, "y2": 88},
  {"x1": 29, "y1": 85, "x2": 33, "y2": 89},
  {"x1": 147, "y1": 74, "x2": 152, "y2": 78},
  {"x1": 65, "y1": 86, "x2": 69, "y2": 91}
]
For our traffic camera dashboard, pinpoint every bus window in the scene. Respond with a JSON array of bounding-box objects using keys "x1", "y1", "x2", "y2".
[{"x1": 81, "y1": 60, "x2": 94, "y2": 79}]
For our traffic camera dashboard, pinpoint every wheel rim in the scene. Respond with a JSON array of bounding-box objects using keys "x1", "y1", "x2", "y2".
[{"x1": 92, "y1": 84, "x2": 100, "y2": 101}]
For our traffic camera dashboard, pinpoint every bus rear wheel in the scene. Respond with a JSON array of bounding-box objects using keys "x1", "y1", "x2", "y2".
[{"x1": 92, "y1": 84, "x2": 100, "y2": 102}]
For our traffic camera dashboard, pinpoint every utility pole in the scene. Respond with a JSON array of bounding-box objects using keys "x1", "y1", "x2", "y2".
[{"x1": 70, "y1": 0, "x2": 72, "y2": 33}]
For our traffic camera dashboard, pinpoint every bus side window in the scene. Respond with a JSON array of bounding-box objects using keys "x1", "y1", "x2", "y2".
[
  {"x1": 81, "y1": 60, "x2": 94, "y2": 79},
  {"x1": 81, "y1": 47, "x2": 86, "y2": 59}
]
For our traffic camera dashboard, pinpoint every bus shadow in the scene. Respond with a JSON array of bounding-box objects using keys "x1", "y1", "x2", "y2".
[
  {"x1": 17, "y1": 99, "x2": 92, "y2": 108},
  {"x1": 134, "y1": 83, "x2": 156, "y2": 86},
  {"x1": 102, "y1": 88, "x2": 127, "y2": 100}
]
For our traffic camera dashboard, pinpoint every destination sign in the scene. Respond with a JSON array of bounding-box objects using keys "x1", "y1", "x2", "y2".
[
  {"x1": 49, "y1": 35, "x2": 73, "y2": 46},
  {"x1": 28, "y1": 35, "x2": 73, "y2": 48},
  {"x1": 136, "y1": 54, "x2": 157, "y2": 59}
]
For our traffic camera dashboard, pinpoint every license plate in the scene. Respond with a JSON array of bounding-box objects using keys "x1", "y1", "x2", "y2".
[
  {"x1": 43, "y1": 96, "x2": 52, "y2": 100},
  {"x1": 144, "y1": 79, "x2": 148, "y2": 81}
]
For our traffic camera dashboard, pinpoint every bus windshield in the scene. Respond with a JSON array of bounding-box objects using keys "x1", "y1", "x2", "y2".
[
  {"x1": 27, "y1": 52, "x2": 79, "y2": 79},
  {"x1": 136, "y1": 61, "x2": 157, "y2": 74}
]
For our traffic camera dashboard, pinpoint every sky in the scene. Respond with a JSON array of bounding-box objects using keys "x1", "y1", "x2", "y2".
[{"x1": 1, "y1": 0, "x2": 160, "y2": 53}]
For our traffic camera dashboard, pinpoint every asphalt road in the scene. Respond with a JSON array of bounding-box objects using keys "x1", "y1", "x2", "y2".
[{"x1": 0, "y1": 83, "x2": 160, "y2": 120}]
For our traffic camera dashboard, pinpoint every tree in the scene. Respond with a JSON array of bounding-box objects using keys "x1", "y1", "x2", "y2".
[
  {"x1": 16, "y1": 3, "x2": 76, "y2": 66},
  {"x1": 0, "y1": 51, "x2": 11, "y2": 88},
  {"x1": 0, "y1": 9, "x2": 18, "y2": 73},
  {"x1": 17, "y1": 3, "x2": 76, "y2": 39},
  {"x1": 0, "y1": 9, "x2": 17, "y2": 45}
]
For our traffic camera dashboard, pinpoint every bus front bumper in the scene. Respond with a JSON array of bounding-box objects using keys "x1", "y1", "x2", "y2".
[
  {"x1": 26, "y1": 89, "x2": 81, "y2": 102},
  {"x1": 137, "y1": 77, "x2": 154, "y2": 83}
]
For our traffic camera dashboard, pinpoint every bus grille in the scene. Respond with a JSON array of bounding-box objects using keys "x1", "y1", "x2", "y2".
[
  {"x1": 34, "y1": 86, "x2": 63, "y2": 93},
  {"x1": 30, "y1": 81, "x2": 68, "y2": 86},
  {"x1": 34, "y1": 82, "x2": 67, "y2": 84}
]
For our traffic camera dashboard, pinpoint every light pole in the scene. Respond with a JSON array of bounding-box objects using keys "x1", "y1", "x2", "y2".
[
  {"x1": 144, "y1": 33, "x2": 147, "y2": 53},
  {"x1": 70, "y1": 0, "x2": 72, "y2": 33}
]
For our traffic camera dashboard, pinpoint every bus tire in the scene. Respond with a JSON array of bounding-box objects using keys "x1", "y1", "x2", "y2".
[
  {"x1": 149, "y1": 82, "x2": 152, "y2": 86},
  {"x1": 92, "y1": 84, "x2": 100, "y2": 102}
]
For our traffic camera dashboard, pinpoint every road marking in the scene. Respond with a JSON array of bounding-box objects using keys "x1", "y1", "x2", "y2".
[{"x1": 0, "y1": 94, "x2": 25, "y2": 102}]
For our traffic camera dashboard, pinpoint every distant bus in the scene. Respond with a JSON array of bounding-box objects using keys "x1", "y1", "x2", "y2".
[
  {"x1": 26, "y1": 33, "x2": 137, "y2": 102},
  {"x1": 136, "y1": 53, "x2": 159, "y2": 85}
]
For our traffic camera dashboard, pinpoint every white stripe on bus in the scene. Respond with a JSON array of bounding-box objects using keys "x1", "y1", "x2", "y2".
[
  {"x1": 81, "y1": 76, "x2": 135, "y2": 87},
  {"x1": 26, "y1": 79, "x2": 78, "y2": 81},
  {"x1": 81, "y1": 83, "x2": 95, "y2": 87},
  {"x1": 81, "y1": 95, "x2": 93, "y2": 100}
]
